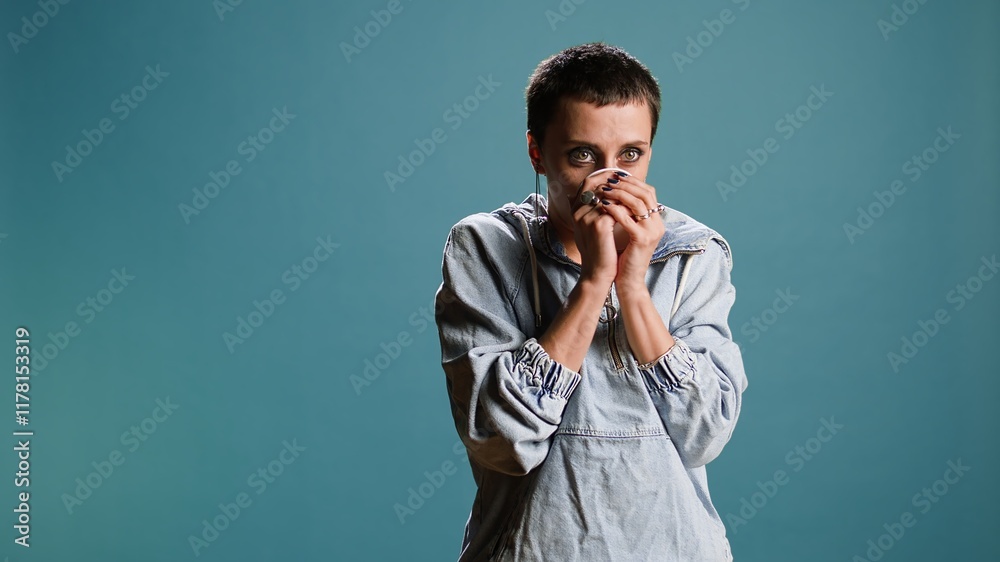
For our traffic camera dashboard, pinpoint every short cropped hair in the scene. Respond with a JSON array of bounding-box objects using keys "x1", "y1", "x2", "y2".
[{"x1": 525, "y1": 42, "x2": 662, "y2": 147}]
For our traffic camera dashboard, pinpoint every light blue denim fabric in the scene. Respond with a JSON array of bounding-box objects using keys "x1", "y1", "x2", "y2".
[{"x1": 434, "y1": 193, "x2": 748, "y2": 561}]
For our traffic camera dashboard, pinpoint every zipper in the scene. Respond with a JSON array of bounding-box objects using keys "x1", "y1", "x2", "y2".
[
  {"x1": 525, "y1": 216, "x2": 706, "y2": 371},
  {"x1": 601, "y1": 248, "x2": 705, "y2": 372},
  {"x1": 601, "y1": 285, "x2": 624, "y2": 370},
  {"x1": 649, "y1": 247, "x2": 705, "y2": 265}
]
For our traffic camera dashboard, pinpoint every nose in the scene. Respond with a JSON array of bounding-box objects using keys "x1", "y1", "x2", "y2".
[{"x1": 599, "y1": 157, "x2": 618, "y2": 170}]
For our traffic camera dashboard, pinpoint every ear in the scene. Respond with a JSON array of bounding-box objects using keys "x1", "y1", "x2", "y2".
[{"x1": 526, "y1": 130, "x2": 545, "y2": 174}]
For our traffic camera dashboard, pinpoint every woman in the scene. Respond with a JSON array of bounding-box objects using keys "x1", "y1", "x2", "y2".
[{"x1": 434, "y1": 42, "x2": 748, "y2": 561}]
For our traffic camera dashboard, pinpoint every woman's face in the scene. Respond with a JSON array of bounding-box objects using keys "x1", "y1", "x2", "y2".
[{"x1": 528, "y1": 97, "x2": 653, "y2": 228}]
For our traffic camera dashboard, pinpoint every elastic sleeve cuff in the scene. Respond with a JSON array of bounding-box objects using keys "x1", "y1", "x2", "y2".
[
  {"x1": 638, "y1": 337, "x2": 697, "y2": 391},
  {"x1": 513, "y1": 338, "x2": 582, "y2": 399}
]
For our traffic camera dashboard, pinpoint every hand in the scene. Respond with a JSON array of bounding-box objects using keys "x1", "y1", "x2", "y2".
[
  {"x1": 567, "y1": 173, "x2": 620, "y2": 289},
  {"x1": 594, "y1": 172, "x2": 665, "y2": 291}
]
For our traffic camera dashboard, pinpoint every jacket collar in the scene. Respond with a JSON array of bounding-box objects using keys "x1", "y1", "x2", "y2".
[{"x1": 497, "y1": 193, "x2": 732, "y2": 268}]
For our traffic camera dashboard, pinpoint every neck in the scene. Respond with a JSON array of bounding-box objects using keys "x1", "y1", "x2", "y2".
[{"x1": 550, "y1": 211, "x2": 582, "y2": 265}]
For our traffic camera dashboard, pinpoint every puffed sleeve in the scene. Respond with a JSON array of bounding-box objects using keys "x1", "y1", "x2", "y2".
[
  {"x1": 639, "y1": 238, "x2": 749, "y2": 468},
  {"x1": 434, "y1": 217, "x2": 581, "y2": 476}
]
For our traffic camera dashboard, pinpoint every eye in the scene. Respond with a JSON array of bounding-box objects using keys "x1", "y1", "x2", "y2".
[
  {"x1": 569, "y1": 148, "x2": 594, "y2": 163},
  {"x1": 621, "y1": 148, "x2": 643, "y2": 162}
]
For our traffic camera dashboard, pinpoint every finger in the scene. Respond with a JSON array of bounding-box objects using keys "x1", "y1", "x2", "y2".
[
  {"x1": 582, "y1": 204, "x2": 616, "y2": 233},
  {"x1": 570, "y1": 183, "x2": 608, "y2": 215},
  {"x1": 573, "y1": 199, "x2": 605, "y2": 223},
  {"x1": 599, "y1": 201, "x2": 648, "y2": 239},
  {"x1": 584, "y1": 167, "x2": 629, "y2": 190},
  {"x1": 570, "y1": 174, "x2": 602, "y2": 206},
  {"x1": 572, "y1": 171, "x2": 657, "y2": 224},
  {"x1": 585, "y1": 211, "x2": 615, "y2": 236},
  {"x1": 579, "y1": 197, "x2": 617, "y2": 228},
  {"x1": 575, "y1": 170, "x2": 622, "y2": 203},
  {"x1": 612, "y1": 174, "x2": 658, "y2": 211},
  {"x1": 599, "y1": 187, "x2": 649, "y2": 219},
  {"x1": 603, "y1": 199, "x2": 665, "y2": 241}
]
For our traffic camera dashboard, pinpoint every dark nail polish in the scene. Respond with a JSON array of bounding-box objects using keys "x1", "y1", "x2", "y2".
[
  {"x1": 608, "y1": 177, "x2": 620, "y2": 184},
  {"x1": 615, "y1": 171, "x2": 629, "y2": 177},
  {"x1": 601, "y1": 199, "x2": 610, "y2": 205},
  {"x1": 602, "y1": 186, "x2": 613, "y2": 191}
]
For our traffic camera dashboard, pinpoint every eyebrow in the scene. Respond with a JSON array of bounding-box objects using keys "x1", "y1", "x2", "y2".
[{"x1": 564, "y1": 139, "x2": 650, "y2": 148}]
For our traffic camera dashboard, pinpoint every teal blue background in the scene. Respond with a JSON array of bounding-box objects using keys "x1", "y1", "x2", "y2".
[{"x1": 2, "y1": 0, "x2": 998, "y2": 560}]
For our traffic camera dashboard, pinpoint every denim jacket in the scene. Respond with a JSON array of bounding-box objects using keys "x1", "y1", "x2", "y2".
[{"x1": 434, "y1": 193, "x2": 748, "y2": 561}]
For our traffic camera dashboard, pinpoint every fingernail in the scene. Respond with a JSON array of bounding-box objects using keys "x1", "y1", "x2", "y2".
[
  {"x1": 601, "y1": 199, "x2": 610, "y2": 205},
  {"x1": 602, "y1": 186, "x2": 613, "y2": 191},
  {"x1": 615, "y1": 171, "x2": 629, "y2": 177},
  {"x1": 607, "y1": 177, "x2": 620, "y2": 184}
]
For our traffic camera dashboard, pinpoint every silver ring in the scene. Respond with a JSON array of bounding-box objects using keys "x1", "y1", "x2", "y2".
[
  {"x1": 652, "y1": 203, "x2": 667, "y2": 215},
  {"x1": 579, "y1": 190, "x2": 597, "y2": 205},
  {"x1": 633, "y1": 211, "x2": 651, "y2": 221}
]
